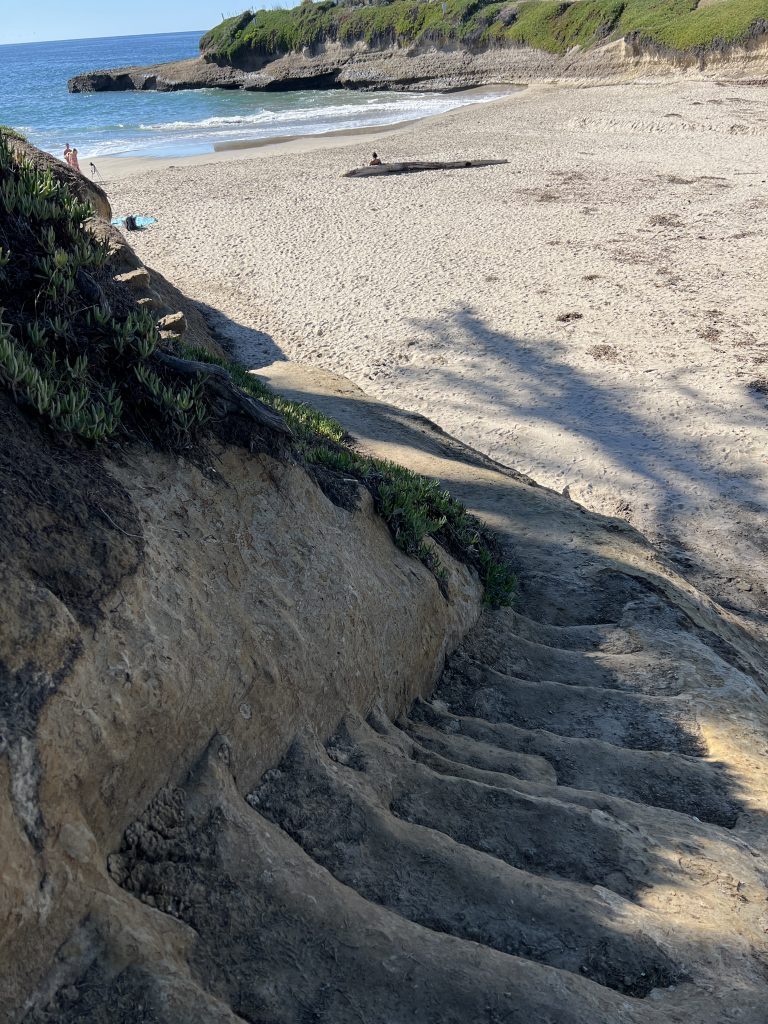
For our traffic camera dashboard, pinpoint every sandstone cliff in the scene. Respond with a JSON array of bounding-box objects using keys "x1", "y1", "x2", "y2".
[
  {"x1": 0, "y1": 393, "x2": 481, "y2": 1019},
  {"x1": 67, "y1": 36, "x2": 768, "y2": 94}
]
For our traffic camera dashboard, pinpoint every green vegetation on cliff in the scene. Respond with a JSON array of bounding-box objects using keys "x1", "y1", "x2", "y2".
[
  {"x1": 0, "y1": 135, "x2": 208, "y2": 444},
  {"x1": 201, "y1": 0, "x2": 768, "y2": 61},
  {"x1": 0, "y1": 126, "x2": 26, "y2": 141},
  {"x1": 618, "y1": 0, "x2": 767, "y2": 51}
]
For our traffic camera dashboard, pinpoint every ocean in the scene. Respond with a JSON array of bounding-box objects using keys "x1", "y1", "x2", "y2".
[{"x1": 0, "y1": 31, "x2": 498, "y2": 160}]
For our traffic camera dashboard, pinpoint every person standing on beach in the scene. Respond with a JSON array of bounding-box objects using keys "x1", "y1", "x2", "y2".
[
  {"x1": 63, "y1": 143, "x2": 72, "y2": 165},
  {"x1": 69, "y1": 148, "x2": 81, "y2": 174}
]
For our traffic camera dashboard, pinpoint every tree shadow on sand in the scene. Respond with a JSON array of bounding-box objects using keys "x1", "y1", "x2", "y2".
[
  {"x1": 195, "y1": 298, "x2": 288, "y2": 369},
  {"x1": 393, "y1": 307, "x2": 768, "y2": 625}
]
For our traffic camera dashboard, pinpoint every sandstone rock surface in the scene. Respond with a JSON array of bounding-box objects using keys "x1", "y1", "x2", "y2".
[
  {"x1": 157, "y1": 311, "x2": 187, "y2": 336},
  {"x1": 0, "y1": 395, "x2": 480, "y2": 1020}
]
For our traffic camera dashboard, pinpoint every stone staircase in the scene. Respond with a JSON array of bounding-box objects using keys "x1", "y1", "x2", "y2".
[
  {"x1": 94, "y1": 578, "x2": 768, "y2": 1024},
  {"x1": 29, "y1": 362, "x2": 768, "y2": 1023}
]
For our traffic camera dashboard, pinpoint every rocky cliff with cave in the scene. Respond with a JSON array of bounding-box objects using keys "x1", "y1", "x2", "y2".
[{"x1": 2, "y1": 134, "x2": 768, "y2": 1024}]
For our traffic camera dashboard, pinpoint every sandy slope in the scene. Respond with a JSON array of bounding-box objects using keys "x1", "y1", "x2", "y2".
[{"x1": 106, "y1": 81, "x2": 768, "y2": 627}]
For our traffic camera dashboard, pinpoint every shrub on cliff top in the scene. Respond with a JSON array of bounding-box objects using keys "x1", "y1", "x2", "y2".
[{"x1": 0, "y1": 126, "x2": 27, "y2": 142}]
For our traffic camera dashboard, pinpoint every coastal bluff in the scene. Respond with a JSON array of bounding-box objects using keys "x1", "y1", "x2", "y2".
[{"x1": 68, "y1": 0, "x2": 768, "y2": 94}]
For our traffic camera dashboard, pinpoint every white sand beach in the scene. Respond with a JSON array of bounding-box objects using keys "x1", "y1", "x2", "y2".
[{"x1": 104, "y1": 81, "x2": 768, "y2": 624}]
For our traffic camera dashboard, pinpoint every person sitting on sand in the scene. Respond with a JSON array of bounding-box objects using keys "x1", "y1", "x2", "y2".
[
  {"x1": 69, "y1": 148, "x2": 81, "y2": 174},
  {"x1": 369, "y1": 152, "x2": 382, "y2": 166}
]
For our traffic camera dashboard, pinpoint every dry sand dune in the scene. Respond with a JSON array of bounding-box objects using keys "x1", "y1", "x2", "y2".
[{"x1": 106, "y1": 80, "x2": 768, "y2": 628}]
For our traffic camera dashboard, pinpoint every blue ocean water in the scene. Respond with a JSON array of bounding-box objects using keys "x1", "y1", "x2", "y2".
[{"x1": 0, "y1": 31, "x2": 498, "y2": 160}]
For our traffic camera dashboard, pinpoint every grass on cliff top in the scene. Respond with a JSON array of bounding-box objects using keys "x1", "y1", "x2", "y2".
[
  {"x1": 616, "y1": 0, "x2": 768, "y2": 51},
  {"x1": 201, "y1": 0, "x2": 768, "y2": 60},
  {"x1": 182, "y1": 344, "x2": 516, "y2": 607}
]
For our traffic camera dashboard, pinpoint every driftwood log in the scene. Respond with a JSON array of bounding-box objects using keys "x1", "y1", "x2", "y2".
[
  {"x1": 344, "y1": 159, "x2": 508, "y2": 178},
  {"x1": 154, "y1": 351, "x2": 293, "y2": 437}
]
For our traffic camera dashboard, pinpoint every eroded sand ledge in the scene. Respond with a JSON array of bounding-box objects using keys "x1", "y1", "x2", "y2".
[{"x1": 106, "y1": 80, "x2": 768, "y2": 628}]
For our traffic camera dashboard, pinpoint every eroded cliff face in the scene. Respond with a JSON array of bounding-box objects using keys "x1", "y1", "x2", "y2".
[
  {"x1": 68, "y1": 34, "x2": 768, "y2": 94},
  {"x1": 0, "y1": 389, "x2": 480, "y2": 1020}
]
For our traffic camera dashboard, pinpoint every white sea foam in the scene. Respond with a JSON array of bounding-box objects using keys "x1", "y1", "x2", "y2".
[
  {"x1": 139, "y1": 113, "x2": 268, "y2": 131},
  {"x1": 139, "y1": 94, "x2": 476, "y2": 134},
  {"x1": 83, "y1": 90, "x2": 507, "y2": 158}
]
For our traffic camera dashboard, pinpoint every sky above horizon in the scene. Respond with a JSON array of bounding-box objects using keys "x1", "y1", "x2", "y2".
[{"x1": 0, "y1": 2, "x2": 278, "y2": 46}]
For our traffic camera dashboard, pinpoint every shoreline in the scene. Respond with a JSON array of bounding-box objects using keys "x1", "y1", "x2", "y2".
[{"x1": 91, "y1": 85, "x2": 524, "y2": 181}]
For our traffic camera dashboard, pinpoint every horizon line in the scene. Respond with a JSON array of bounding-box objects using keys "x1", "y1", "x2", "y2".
[{"x1": 0, "y1": 27, "x2": 206, "y2": 48}]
